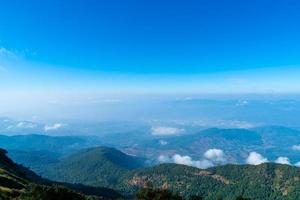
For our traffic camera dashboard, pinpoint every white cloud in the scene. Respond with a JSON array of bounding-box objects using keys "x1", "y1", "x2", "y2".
[
  {"x1": 158, "y1": 153, "x2": 215, "y2": 169},
  {"x1": 5, "y1": 121, "x2": 37, "y2": 130},
  {"x1": 16, "y1": 122, "x2": 36, "y2": 129},
  {"x1": 158, "y1": 155, "x2": 172, "y2": 163},
  {"x1": 172, "y1": 154, "x2": 194, "y2": 166},
  {"x1": 190, "y1": 119, "x2": 255, "y2": 129},
  {"x1": 159, "y1": 140, "x2": 168, "y2": 145},
  {"x1": 235, "y1": 100, "x2": 249, "y2": 107},
  {"x1": 193, "y1": 159, "x2": 214, "y2": 169},
  {"x1": 44, "y1": 123, "x2": 63, "y2": 131},
  {"x1": 246, "y1": 152, "x2": 268, "y2": 165},
  {"x1": 151, "y1": 127, "x2": 184, "y2": 136},
  {"x1": 172, "y1": 154, "x2": 215, "y2": 169},
  {"x1": 158, "y1": 148, "x2": 227, "y2": 169},
  {"x1": 204, "y1": 149, "x2": 226, "y2": 162},
  {"x1": 275, "y1": 157, "x2": 290, "y2": 165},
  {"x1": 217, "y1": 120, "x2": 254, "y2": 129},
  {"x1": 292, "y1": 144, "x2": 300, "y2": 151},
  {"x1": 294, "y1": 161, "x2": 300, "y2": 167}
]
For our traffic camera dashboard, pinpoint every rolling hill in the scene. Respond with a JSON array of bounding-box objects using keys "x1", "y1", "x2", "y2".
[{"x1": 40, "y1": 147, "x2": 146, "y2": 188}]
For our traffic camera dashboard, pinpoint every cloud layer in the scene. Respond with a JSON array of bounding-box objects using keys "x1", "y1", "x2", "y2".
[
  {"x1": 151, "y1": 127, "x2": 184, "y2": 136},
  {"x1": 292, "y1": 144, "x2": 300, "y2": 151},
  {"x1": 158, "y1": 148, "x2": 226, "y2": 169},
  {"x1": 44, "y1": 123, "x2": 63, "y2": 131}
]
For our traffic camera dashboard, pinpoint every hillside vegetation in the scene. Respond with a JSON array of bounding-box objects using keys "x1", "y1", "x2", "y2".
[
  {"x1": 41, "y1": 147, "x2": 145, "y2": 188},
  {"x1": 39, "y1": 147, "x2": 300, "y2": 200},
  {"x1": 0, "y1": 148, "x2": 122, "y2": 200}
]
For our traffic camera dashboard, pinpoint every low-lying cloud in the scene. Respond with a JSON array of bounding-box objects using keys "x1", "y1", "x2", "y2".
[
  {"x1": 151, "y1": 127, "x2": 184, "y2": 136},
  {"x1": 6, "y1": 121, "x2": 37, "y2": 130},
  {"x1": 246, "y1": 152, "x2": 268, "y2": 165},
  {"x1": 16, "y1": 122, "x2": 36, "y2": 129},
  {"x1": 159, "y1": 140, "x2": 168, "y2": 145},
  {"x1": 275, "y1": 157, "x2": 290, "y2": 165},
  {"x1": 204, "y1": 148, "x2": 226, "y2": 162},
  {"x1": 172, "y1": 154, "x2": 194, "y2": 166},
  {"x1": 158, "y1": 148, "x2": 226, "y2": 169},
  {"x1": 44, "y1": 123, "x2": 63, "y2": 131},
  {"x1": 158, "y1": 155, "x2": 172, "y2": 163},
  {"x1": 159, "y1": 150, "x2": 299, "y2": 168},
  {"x1": 295, "y1": 161, "x2": 300, "y2": 167},
  {"x1": 292, "y1": 144, "x2": 300, "y2": 151},
  {"x1": 172, "y1": 154, "x2": 214, "y2": 169}
]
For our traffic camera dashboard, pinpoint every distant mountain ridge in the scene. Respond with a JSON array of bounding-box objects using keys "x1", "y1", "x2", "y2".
[
  {"x1": 2, "y1": 126, "x2": 300, "y2": 166},
  {"x1": 123, "y1": 126, "x2": 300, "y2": 164},
  {"x1": 0, "y1": 134, "x2": 97, "y2": 154}
]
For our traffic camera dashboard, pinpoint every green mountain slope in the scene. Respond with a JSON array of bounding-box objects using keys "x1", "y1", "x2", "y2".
[
  {"x1": 40, "y1": 147, "x2": 300, "y2": 200},
  {"x1": 123, "y1": 163, "x2": 300, "y2": 200},
  {"x1": 40, "y1": 147, "x2": 145, "y2": 188},
  {"x1": 8, "y1": 150, "x2": 60, "y2": 175},
  {"x1": 0, "y1": 148, "x2": 122, "y2": 200}
]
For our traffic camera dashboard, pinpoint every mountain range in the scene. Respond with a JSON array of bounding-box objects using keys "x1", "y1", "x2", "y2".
[
  {"x1": 2, "y1": 125, "x2": 300, "y2": 164},
  {"x1": 2, "y1": 124, "x2": 300, "y2": 199},
  {"x1": 2, "y1": 144, "x2": 300, "y2": 199}
]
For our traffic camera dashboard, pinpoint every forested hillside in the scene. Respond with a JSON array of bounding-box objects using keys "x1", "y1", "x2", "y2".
[
  {"x1": 39, "y1": 147, "x2": 300, "y2": 200},
  {"x1": 40, "y1": 147, "x2": 145, "y2": 188},
  {"x1": 0, "y1": 148, "x2": 122, "y2": 200}
]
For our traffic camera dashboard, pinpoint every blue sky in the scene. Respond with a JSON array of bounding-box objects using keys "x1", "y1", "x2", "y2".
[{"x1": 0, "y1": 0, "x2": 300, "y2": 97}]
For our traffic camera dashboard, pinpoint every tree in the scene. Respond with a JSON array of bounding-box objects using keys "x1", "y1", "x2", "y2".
[
  {"x1": 188, "y1": 195, "x2": 203, "y2": 200},
  {"x1": 135, "y1": 187, "x2": 182, "y2": 200},
  {"x1": 19, "y1": 184, "x2": 86, "y2": 200},
  {"x1": 236, "y1": 196, "x2": 251, "y2": 200}
]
